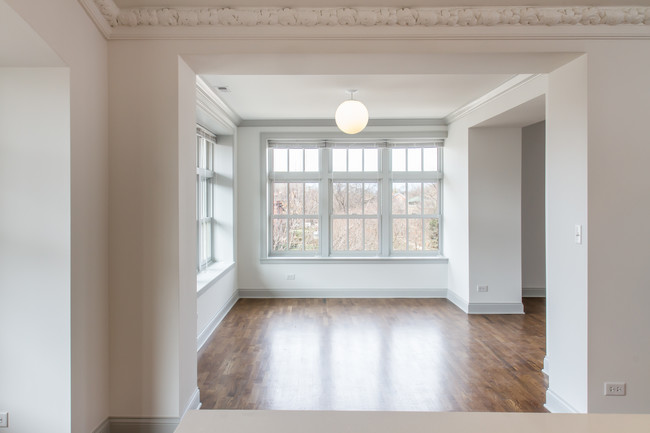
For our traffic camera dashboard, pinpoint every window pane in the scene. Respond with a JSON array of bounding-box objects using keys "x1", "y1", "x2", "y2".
[
  {"x1": 332, "y1": 183, "x2": 347, "y2": 215},
  {"x1": 273, "y1": 148, "x2": 288, "y2": 172},
  {"x1": 305, "y1": 183, "x2": 319, "y2": 215},
  {"x1": 332, "y1": 149, "x2": 346, "y2": 171},
  {"x1": 425, "y1": 218, "x2": 439, "y2": 251},
  {"x1": 289, "y1": 183, "x2": 304, "y2": 215},
  {"x1": 305, "y1": 149, "x2": 319, "y2": 172},
  {"x1": 305, "y1": 219, "x2": 319, "y2": 251},
  {"x1": 364, "y1": 183, "x2": 378, "y2": 215},
  {"x1": 392, "y1": 182, "x2": 406, "y2": 215},
  {"x1": 365, "y1": 219, "x2": 379, "y2": 251},
  {"x1": 364, "y1": 148, "x2": 378, "y2": 171},
  {"x1": 349, "y1": 218, "x2": 363, "y2": 251},
  {"x1": 408, "y1": 183, "x2": 422, "y2": 215},
  {"x1": 408, "y1": 148, "x2": 422, "y2": 172},
  {"x1": 408, "y1": 218, "x2": 423, "y2": 251},
  {"x1": 392, "y1": 148, "x2": 406, "y2": 171},
  {"x1": 199, "y1": 178, "x2": 208, "y2": 218},
  {"x1": 272, "y1": 219, "x2": 287, "y2": 251},
  {"x1": 392, "y1": 218, "x2": 406, "y2": 251},
  {"x1": 289, "y1": 149, "x2": 303, "y2": 172},
  {"x1": 289, "y1": 218, "x2": 304, "y2": 251},
  {"x1": 423, "y1": 148, "x2": 438, "y2": 171},
  {"x1": 348, "y1": 183, "x2": 363, "y2": 215},
  {"x1": 273, "y1": 183, "x2": 287, "y2": 215},
  {"x1": 423, "y1": 183, "x2": 438, "y2": 214},
  {"x1": 332, "y1": 219, "x2": 347, "y2": 251},
  {"x1": 348, "y1": 148, "x2": 363, "y2": 171}
]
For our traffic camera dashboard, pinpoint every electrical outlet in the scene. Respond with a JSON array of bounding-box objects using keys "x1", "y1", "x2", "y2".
[
  {"x1": 0, "y1": 411, "x2": 8, "y2": 428},
  {"x1": 604, "y1": 382, "x2": 626, "y2": 396},
  {"x1": 286, "y1": 274, "x2": 295, "y2": 280},
  {"x1": 477, "y1": 285, "x2": 488, "y2": 293}
]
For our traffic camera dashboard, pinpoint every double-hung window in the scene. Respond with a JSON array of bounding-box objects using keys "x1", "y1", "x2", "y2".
[
  {"x1": 196, "y1": 126, "x2": 217, "y2": 271},
  {"x1": 266, "y1": 138, "x2": 443, "y2": 259}
]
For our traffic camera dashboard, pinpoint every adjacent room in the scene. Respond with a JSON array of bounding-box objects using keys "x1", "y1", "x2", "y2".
[{"x1": 192, "y1": 69, "x2": 549, "y2": 412}]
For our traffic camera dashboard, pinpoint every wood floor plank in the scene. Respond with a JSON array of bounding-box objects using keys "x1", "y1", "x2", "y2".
[{"x1": 198, "y1": 298, "x2": 547, "y2": 412}]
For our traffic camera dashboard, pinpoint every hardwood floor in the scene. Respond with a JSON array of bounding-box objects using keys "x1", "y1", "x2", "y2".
[{"x1": 198, "y1": 298, "x2": 547, "y2": 412}]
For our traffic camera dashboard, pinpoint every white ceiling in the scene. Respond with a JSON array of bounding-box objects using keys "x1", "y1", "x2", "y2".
[
  {"x1": 115, "y1": 0, "x2": 650, "y2": 7},
  {"x1": 200, "y1": 74, "x2": 516, "y2": 120}
]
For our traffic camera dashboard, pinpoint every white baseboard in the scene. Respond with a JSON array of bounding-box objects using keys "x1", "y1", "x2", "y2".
[
  {"x1": 92, "y1": 418, "x2": 110, "y2": 433},
  {"x1": 238, "y1": 288, "x2": 447, "y2": 298},
  {"x1": 197, "y1": 290, "x2": 238, "y2": 351},
  {"x1": 542, "y1": 356, "x2": 550, "y2": 376},
  {"x1": 545, "y1": 388, "x2": 580, "y2": 413},
  {"x1": 182, "y1": 387, "x2": 201, "y2": 418},
  {"x1": 446, "y1": 290, "x2": 469, "y2": 313},
  {"x1": 109, "y1": 417, "x2": 179, "y2": 433},
  {"x1": 466, "y1": 302, "x2": 524, "y2": 314},
  {"x1": 523, "y1": 287, "x2": 546, "y2": 297}
]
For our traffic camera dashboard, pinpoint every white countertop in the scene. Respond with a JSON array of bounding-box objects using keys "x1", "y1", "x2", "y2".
[{"x1": 176, "y1": 410, "x2": 650, "y2": 433}]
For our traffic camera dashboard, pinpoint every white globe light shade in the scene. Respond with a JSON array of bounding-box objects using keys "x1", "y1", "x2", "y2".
[{"x1": 335, "y1": 99, "x2": 368, "y2": 134}]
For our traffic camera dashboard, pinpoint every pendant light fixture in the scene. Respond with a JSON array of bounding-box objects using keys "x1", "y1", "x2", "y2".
[{"x1": 335, "y1": 90, "x2": 368, "y2": 135}]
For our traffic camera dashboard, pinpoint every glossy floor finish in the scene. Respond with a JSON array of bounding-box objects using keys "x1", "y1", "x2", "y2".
[{"x1": 198, "y1": 298, "x2": 547, "y2": 412}]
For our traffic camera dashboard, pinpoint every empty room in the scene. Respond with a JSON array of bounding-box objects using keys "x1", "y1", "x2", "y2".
[{"x1": 2, "y1": 1, "x2": 650, "y2": 433}]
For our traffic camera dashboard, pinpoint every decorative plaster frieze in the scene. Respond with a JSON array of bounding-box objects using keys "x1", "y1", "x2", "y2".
[{"x1": 93, "y1": 1, "x2": 650, "y2": 28}]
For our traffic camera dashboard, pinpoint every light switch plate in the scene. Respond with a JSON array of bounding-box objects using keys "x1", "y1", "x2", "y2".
[{"x1": 0, "y1": 411, "x2": 8, "y2": 428}]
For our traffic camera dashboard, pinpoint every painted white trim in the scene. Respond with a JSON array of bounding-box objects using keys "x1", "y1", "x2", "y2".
[
  {"x1": 545, "y1": 388, "x2": 580, "y2": 413},
  {"x1": 446, "y1": 290, "x2": 470, "y2": 313},
  {"x1": 78, "y1": 0, "x2": 113, "y2": 38},
  {"x1": 197, "y1": 261, "x2": 236, "y2": 296},
  {"x1": 466, "y1": 302, "x2": 524, "y2": 314},
  {"x1": 96, "y1": 3, "x2": 650, "y2": 30},
  {"x1": 109, "y1": 417, "x2": 179, "y2": 433},
  {"x1": 182, "y1": 387, "x2": 202, "y2": 418},
  {"x1": 91, "y1": 418, "x2": 110, "y2": 433},
  {"x1": 445, "y1": 74, "x2": 538, "y2": 124},
  {"x1": 196, "y1": 77, "x2": 240, "y2": 127},
  {"x1": 197, "y1": 289, "x2": 239, "y2": 351},
  {"x1": 240, "y1": 118, "x2": 446, "y2": 128},
  {"x1": 239, "y1": 288, "x2": 447, "y2": 299},
  {"x1": 523, "y1": 287, "x2": 546, "y2": 297},
  {"x1": 543, "y1": 356, "x2": 550, "y2": 376}
]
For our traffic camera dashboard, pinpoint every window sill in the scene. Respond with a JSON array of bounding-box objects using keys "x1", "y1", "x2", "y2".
[
  {"x1": 260, "y1": 256, "x2": 448, "y2": 264},
  {"x1": 197, "y1": 261, "x2": 235, "y2": 296}
]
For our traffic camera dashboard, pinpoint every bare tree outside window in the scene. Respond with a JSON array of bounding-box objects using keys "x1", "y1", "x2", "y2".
[{"x1": 267, "y1": 140, "x2": 442, "y2": 258}]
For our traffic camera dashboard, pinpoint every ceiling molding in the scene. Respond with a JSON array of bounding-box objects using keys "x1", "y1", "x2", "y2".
[
  {"x1": 445, "y1": 74, "x2": 542, "y2": 124},
  {"x1": 97, "y1": 2, "x2": 650, "y2": 27}
]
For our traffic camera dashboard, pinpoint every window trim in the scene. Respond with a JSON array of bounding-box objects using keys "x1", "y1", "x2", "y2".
[
  {"x1": 197, "y1": 125, "x2": 218, "y2": 272},
  {"x1": 260, "y1": 131, "x2": 446, "y2": 261}
]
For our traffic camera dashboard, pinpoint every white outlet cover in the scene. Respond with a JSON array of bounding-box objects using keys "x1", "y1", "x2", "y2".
[
  {"x1": 0, "y1": 411, "x2": 8, "y2": 428},
  {"x1": 604, "y1": 382, "x2": 626, "y2": 396}
]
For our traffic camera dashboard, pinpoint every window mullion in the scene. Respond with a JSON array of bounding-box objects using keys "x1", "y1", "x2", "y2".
[
  {"x1": 319, "y1": 148, "x2": 329, "y2": 258},
  {"x1": 381, "y1": 147, "x2": 391, "y2": 257}
]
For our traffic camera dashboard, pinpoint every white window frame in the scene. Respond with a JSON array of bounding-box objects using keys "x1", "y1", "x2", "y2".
[
  {"x1": 197, "y1": 125, "x2": 217, "y2": 272},
  {"x1": 262, "y1": 135, "x2": 444, "y2": 261}
]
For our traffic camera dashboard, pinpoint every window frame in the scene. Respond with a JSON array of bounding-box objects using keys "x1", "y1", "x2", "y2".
[
  {"x1": 261, "y1": 133, "x2": 445, "y2": 262},
  {"x1": 196, "y1": 125, "x2": 217, "y2": 272}
]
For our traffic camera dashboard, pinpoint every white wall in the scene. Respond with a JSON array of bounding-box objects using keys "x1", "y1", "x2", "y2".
[
  {"x1": 0, "y1": 67, "x2": 71, "y2": 433},
  {"x1": 108, "y1": 43, "x2": 188, "y2": 417},
  {"x1": 236, "y1": 125, "x2": 448, "y2": 296},
  {"x1": 178, "y1": 58, "x2": 200, "y2": 415},
  {"x1": 521, "y1": 121, "x2": 546, "y2": 292},
  {"x1": 445, "y1": 76, "x2": 546, "y2": 311},
  {"x1": 545, "y1": 56, "x2": 588, "y2": 413},
  {"x1": 1, "y1": 1, "x2": 109, "y2": 432},
  {"x1": 468, "y1": 127, "x2": 523, "y2": 309},
  {"x1": 586, "y1": 42, "x2": 650, "y2": 413}
]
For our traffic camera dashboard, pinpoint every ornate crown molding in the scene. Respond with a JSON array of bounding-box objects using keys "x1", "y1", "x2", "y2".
[{"x1": 94, "y1": 1, "x2": 650, "y2": 28}]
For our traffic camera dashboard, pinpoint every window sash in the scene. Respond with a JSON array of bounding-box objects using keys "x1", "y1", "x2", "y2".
[
  {"x1": 197, "y1": 127, "x2": 217, "y2": 272},
  {"x1": 266, "y1": 141, "x2": 442, "y2": 258}
]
